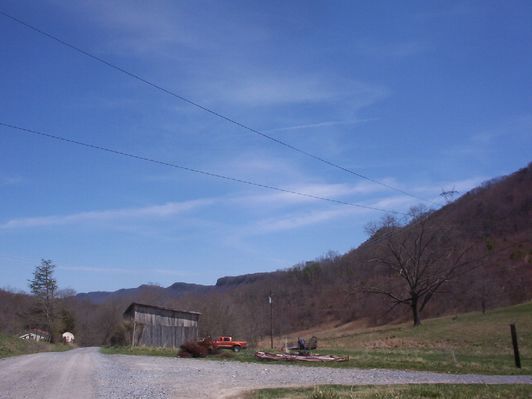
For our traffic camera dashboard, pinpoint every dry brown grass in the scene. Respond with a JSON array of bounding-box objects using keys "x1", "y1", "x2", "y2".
[{"x1": 259, "y1": 302, "x2": 532, "y2": 357}]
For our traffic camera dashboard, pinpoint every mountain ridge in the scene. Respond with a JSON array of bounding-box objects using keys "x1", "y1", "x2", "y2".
[{"x1": 76, "y1": 282, "x2": 211, "y2": 304}]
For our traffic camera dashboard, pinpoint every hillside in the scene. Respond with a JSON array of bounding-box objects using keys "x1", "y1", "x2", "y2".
[
  {"x1": 178, "y1": 163, "x2": 532, "y2": 339},
  {"x1": 84, "y1": 164, "x2": 532, "y2": 344},
  {"x1": 257, "y1": 301, "x2": 532, "y2": 375},
  {"x1": 144, "y1": 166, "x2": 529, "y2": 340},
  {"x1": 2, "y1": 164, "x2": 530, "y2": 347}
]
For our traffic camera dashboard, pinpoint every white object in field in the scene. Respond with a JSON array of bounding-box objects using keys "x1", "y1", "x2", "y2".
[
  {"x1": 19, "y1": 332, "x2": 46, "y2": 341},
  {"x1": 62, "y1": 332, "x2": 75, "y2": 343}
]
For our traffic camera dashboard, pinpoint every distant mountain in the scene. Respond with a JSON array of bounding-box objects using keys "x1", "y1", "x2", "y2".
[{"x1": 76, "y1": 282, "x2": 210, "y2": 304}]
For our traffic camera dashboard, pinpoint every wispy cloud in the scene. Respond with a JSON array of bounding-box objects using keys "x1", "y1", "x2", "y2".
[
  {"x1": 442, "y1": 114, "x2": 532, "y2": 161},
  {"x1": 207, "y1": 154, "x2": 307, "y2": 186},
  {"x1": 414, "y1": 3, "x2": 475, "y2": 20},
  {"x1": 354, "y1": 39, "x2": 428, "y2": 58},
  {"x1": 0, "y1": 199, "x2": 211, "y2": 229},
  {"x1": 58, "y1": 266, "x2": 140, "y2": 275},
  {"x1": 0, "y1": 177, "x2": 404, "y2": 231},
  {"x1": 0, "y1": 175, "x2": 24, "y2": 186},
  {"x1": 240, "y1": 191, "x2": 417, "y2": 236},
  {"x1": 370, "y1": 195, "x2": 418, "y2": 211},
  {"x1": 232, "y1": 181, "x2": 392, "y2": 208},
  {"x1": 204, "y1": 75, "x2": 389, "y2": 109},
  {"x1": 223, "y1": 155, "x2": 301, "y2": 176},
  {"x1": 55, "y1": 1, "x2": 270, "y2": 57},
  {"x1": 0, "y1": 253, "x2": 37, "y2": 265},
  {"x1": 249, "y1": 206, "x2": 363, "y2": 235},
  {"x1": 266, "y1": 118, "x2": 376, "y2": 133},
  {"x1": 55, "y1": 1, "x2": 192, "y2": 55}
]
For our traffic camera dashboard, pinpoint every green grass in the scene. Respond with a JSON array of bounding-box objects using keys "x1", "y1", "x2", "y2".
[
  {"x1": 243, "y1": 384, "x2": 532, "y2": 399},
  {"x1": 0, "y1": 333, "x2": 71, "y2": 358},
  {"x1": 217, "y1": 348, "x2": 531, "y2": 375},
  {"x1": 308, "y1": 302, "x2": 532, "y2": 375},
  {"x1": 242, "y1": 302, "x2": 531, "y2": 375},
  {"x1": 319, "y1": 302, "x2": 532, "y2": 356},
  {"x1": 100, "y1": 302, "x2": 532, "y2": 375}
]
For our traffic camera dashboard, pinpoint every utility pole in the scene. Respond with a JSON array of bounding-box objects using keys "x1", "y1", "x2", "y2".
[{"x1": 269, "y1": 290, "x2": 273, "y2": 349}]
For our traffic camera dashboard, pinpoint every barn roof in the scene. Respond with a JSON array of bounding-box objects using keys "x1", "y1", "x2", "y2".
[{"x1": 123, "y1": 302, "x2": 201, "y2": 317}]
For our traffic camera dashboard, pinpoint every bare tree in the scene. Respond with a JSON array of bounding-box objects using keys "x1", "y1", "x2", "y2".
[{"x1": 366, "y1": 209, "x2": 472, "y2": 326}]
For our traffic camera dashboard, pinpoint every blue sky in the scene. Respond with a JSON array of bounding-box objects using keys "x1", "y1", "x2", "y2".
[{"x1": 1, "y1": 1, "x2": 531, "y2": 292}]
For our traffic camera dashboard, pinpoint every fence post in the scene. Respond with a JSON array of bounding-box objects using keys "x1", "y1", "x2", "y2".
[{"x1": 510, "y1": 323, "x2": 521, "y2": 368}]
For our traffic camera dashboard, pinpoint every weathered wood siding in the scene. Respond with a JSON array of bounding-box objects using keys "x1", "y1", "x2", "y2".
[
  {"x1": 133, "y1": 323, "x2": 198, "y2": 348},
  {"x1": 129, "y1": 304, "x2": 199, "y2": 348}
]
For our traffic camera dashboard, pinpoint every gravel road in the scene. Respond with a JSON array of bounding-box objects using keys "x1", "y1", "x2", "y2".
[{"x1": 0, "y1": 347, "x2": 530, "y2": 398}]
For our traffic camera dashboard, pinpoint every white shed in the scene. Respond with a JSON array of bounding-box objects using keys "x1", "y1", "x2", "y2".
[{"x1": 62, "y1": 331, "x2": 75, "y2": 343}]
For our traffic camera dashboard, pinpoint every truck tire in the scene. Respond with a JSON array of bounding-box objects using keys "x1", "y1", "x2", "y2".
[{"x1": 233, "y1": 345, "x2": 241, "y2": 352}]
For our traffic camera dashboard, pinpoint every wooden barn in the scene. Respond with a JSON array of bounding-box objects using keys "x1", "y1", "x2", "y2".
[{"x1": 123, "y1": 303, "x2": 200, "y2": 348}]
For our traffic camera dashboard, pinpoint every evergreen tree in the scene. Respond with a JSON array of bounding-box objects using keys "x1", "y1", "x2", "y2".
[{"x1": 28, "y1": 259, "x2": 58, "y2": 341}]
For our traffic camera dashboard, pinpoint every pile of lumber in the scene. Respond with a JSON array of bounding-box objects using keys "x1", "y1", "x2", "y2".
[{"x1": 255, "y1": 351, "x2": 349, "y2": 362}]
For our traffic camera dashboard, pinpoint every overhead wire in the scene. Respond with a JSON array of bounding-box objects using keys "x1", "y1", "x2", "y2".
[
  {"x1": 3, "y1": 118, "x2": 511, "y2": 255},
  {"x1": 0, "y1": 121, "x2": 409, "y2": 216},
  {"x1": 0, "y1": 9, "x2": 435, "y2": 206},
  {"x1": 0, "y1": 8, "x2": 523, "y2": 292}
]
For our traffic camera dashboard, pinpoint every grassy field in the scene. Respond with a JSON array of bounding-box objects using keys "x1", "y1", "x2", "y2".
[
  {"x1": 102, "y1": 302, "x2": 532, "y2": 375},
  {"x1": 251, "y1": 302, "x2": 532, "y2": 375},
  {"x1": 0, "y1": 333, "x2": 71, "y2": 358},
  {"x1": 316, "y1": 302, "x2": 532, "y2": 356},
  {"x1": 243, "y1": 384, "x2": 532, "y2": 399}
]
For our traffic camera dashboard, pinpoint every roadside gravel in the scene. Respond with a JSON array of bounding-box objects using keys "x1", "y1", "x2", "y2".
[{"x1": 0, "y1": 347, "x2": 530, "y2": 399}]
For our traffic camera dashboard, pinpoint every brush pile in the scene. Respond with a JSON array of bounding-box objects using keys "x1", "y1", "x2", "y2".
[
  {"x1": 255, "y1": 351, "x2": 349, "y2": 362},
  {"x1": 177, "y1": 340, "x2": 211, "y2": 358},
  {"x1": 177, "y1": 337, "x2": 221, "y2": 358}
]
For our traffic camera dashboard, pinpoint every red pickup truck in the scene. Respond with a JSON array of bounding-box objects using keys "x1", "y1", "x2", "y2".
[{"x1": 212, "y1": 336, "x2": 248, "y2": 352}]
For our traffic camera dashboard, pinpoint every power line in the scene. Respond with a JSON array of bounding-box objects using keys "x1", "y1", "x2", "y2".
[
  {"x1": 0, "y1": 121, "x2": 409, "y2": 216},
  {"x1": 0, "y1": 9, "x2": 434, "y2": 206}
]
